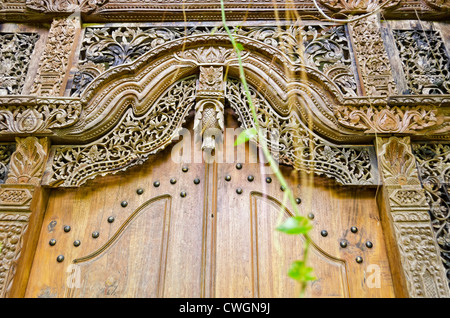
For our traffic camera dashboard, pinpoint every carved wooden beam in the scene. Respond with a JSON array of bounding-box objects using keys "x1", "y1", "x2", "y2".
[
  {"x1": 0, "y1": 136, "x2": 49, "y2": 298},
  {"x1": 0, "y1": 0, "x2": 449, "y2": 22},
  {"x1": 376, "y1": 136, "x2": 450, "y2": 297},
  {"x1": 30, "y1": 16, "x2": 80, "y2": 97}
]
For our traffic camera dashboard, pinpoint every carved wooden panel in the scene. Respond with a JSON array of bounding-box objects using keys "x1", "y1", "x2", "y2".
[
  {"x1": 25, "y1": 119, "x2": 395, "y2": 298},
  {"x1": 0, "y1": 32, "x2": 39, "y2": 95}
]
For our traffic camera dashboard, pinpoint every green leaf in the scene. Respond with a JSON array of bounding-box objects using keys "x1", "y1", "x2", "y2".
[
  {"x1": 288, "y1": 261, "x2": 316, "y2": 282},
  {"x1": 236, "y1": 42, "x2": 244, "y2": 52},
  {"x1": 0, "y1": 242, "x2": 2, "y2": 254},
  {"x1": 276, "y1": 216, "x2": 312, "y2": 235},
  {"x1": 234, "y1": 128, "x2": 257, "y2": 146}
]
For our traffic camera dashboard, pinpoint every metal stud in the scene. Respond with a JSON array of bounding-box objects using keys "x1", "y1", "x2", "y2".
[
  {"x1": 236, "y1": 188, "x2": 243, "y2": 195},
  {"x1": 247, "y1": 175, "x2": 254, "y2": 182},
  {"x1": 136, "y1": 188, "x2": 144, "y2": 195},
  {"x1": 121, "y1": 201, "x2": 128, "y2": 208},
  {"x1": 225, "y1": 175, "x2": 231, "y2": 182},
  {"x1": 366, "y1": 241, "x2": 373, "y2": 248},
  {"x1": 265, "y1": 177, "x2": 272, "y2": 183},
  {"x1": 307, "y1": 213, "x2": 315, "y2": 220},
  {"x1": 180, "y1": 191, "x2": 187, "y2": 198},
  {"x1": 356, "y1": 256, "x2": 363, "y2": 264},
  {"x1": 193, "y1": 178, "x2": 200, "y2": 185},
  {"x1": 321, "y1": 230, "x2": 328, "y2": 237},
  {"x1": 92, "y1": 231, "x2": 100, "y2": 239},
  {"x1": 107, "y1": 216, "x2": 115, "y2": 223},
  {"x1": 63, "y1": 225, "x2": 71, "y2": 233},
  {"x1": 73, "y1": 240, "x2": 81, "y2": 247},
  {"x1": 153, "y1": 181, "x2": 160, "y2": 187},
  {"x1": 170, "y1": 178, "x2": 177, "y2": 185},
  {"x1": 340, "y1": 240, "x2": 348, "y2": 248},
  {"x1": 182, "y1": 166, "x2": 189, "y2": 172},
  {"x1": 295, "y1": 198, "x2": 302, "y2": 204},
  {"x1": 350, "y1": 226, "x2": 358, "y2": 233},
  {"x1": 49, "y1": 239, "x2": 56, "y2": 246},
  {"x1": 56, "y1": 255, "x2": 64, "y2": 263},
  {"x1": 236, "y1": 163, "x2": 242, "y2": 170}
]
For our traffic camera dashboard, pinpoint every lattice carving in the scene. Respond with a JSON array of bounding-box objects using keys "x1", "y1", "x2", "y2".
[
  {"x1": 47, "y1": 76, "x2": 376, "y2": 187},
  {"x1": 226, "y1": 78, "x2": 375, "y2": 185},
  {"x1": 350, "y1": 15, "x2": 397, "y2": 96},
  {"x1": 393, "y1": 29, "x2": 450, "y2": 95},
  {"x1": 71, "y1": 24, "x2": 357, "y2": 97},
  {"x1": 413, "y1": 143, "x2": 450, "y2": 289},
  {"x1": 30, "y1": 17, "x2": 78, "y2": 96},
  {"x1": 0, "y1": 33, "x2": 39, "y2": 96}
]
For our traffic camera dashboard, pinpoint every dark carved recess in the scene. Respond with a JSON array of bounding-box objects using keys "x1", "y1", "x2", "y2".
[{"x1": 414, "y1": 143, "x2": 450, "y2": 287}]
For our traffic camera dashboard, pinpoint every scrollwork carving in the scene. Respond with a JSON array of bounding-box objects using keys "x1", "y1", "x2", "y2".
[
  {"x1": 350, "y1": 15, "x2": 397, "y2": 96},
  {"x1": 393, "y1": 29, "x2": 450, "y2": 95},
  {"x1": 0, "y1": 98, "x2": 82, "y2": 134},
  {"x1": 30, "y1": 17, "x2": 78, "y2": 96},
  {"x1": 25, "y1": 0, "x2": 108, "y2": 13},
  {"x1": 226, "y1": 78, "x2": 375, "y2": 185}
]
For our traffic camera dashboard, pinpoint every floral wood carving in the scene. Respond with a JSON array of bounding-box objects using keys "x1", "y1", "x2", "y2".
[
  {"x1": 30, "y1": 17, "x2": 78, "y2": 96},
  {"x1": 46, "y1": 77, "x2": 197, "y2": 187},
  {"x1": 0, "y1": 144, "x2": 15, "y2": 185},
  {"x1": 46, "y1": 76, "x2": 376, "y2": 187},
  {"x1": 5, "y1": 137, "x2": 49, "y2": 186},
  {"x1": 392, "y1": 29, "x2": 450, "y2": 95},
  {"x1": 0, "y1": 98, "x2": 82, "y2": 134},
  {"x1": 350, "y1": 15, "x2": 397, "y2": 96},
  {"x1": 0, "y1": 33, "x2": 39, "y2": 96},
  {"x1": 0, "y1": 220, "x2": 28, "y2": 298},
  {"x1": 71, "y1": 24, "x2": 358, "y2": 98},
  {"x1": 318, "y1": 0, "x2": 400, "y2": 13},
  {"x1": 413, "y1": 143, "x2": 450, "y2": 289},
  {"x1": 377, "y1": 136, "x2": 450, "y2": 297},
  {"x1": 226, "y1": 78, "x2": 376, "y2": 185},
  {"x1": 334, "y1": 105, "x2": 444, "y2": 134},
  {"x1": 25, "y1": 0, "x2": 108, "y2": 13}
]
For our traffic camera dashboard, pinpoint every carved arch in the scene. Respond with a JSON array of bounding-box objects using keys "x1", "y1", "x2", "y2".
[
  {"x1": 59, "y1": 33, "x2": 369, "y2": 144},
  {"x1": 42, "y1": 73, "x2": 377, "y2": 187}
]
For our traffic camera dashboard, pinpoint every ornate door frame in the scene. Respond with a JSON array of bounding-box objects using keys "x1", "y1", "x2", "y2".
[{"x1": 0, "y1": 9, "x2": 449, "y2": 297}]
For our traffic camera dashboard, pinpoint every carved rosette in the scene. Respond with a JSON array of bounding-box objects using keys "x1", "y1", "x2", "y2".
[
  {"x1": 350, "y1": 15, "x2": 397, "y2": 96},
  {"x1": 377, "y1": 137, "x2": 450, "y2": 297},
  {"x1": 30, "y1": 17, "x2": 79, "y2": 97}
]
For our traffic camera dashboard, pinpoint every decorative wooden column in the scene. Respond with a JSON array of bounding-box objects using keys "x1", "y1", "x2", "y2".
[
  {"x1": 376, "y1": 136, "x2": 450, "y2": 298},
  {"x1": 0, "y1": 137, "x2": 50, "y2": 298}
]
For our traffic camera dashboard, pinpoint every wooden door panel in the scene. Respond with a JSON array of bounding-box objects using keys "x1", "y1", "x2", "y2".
[
  {"x1": 25, "y1": 123, "x2": 395, "y2": 298},
  {"x1": 68, "y1": 195, "x2": 171, "y2": 298}
]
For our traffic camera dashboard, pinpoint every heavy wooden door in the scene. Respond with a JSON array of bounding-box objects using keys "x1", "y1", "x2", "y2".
[{"x1": 24, "y1": 116, "x2": 395, "y2": 298}]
